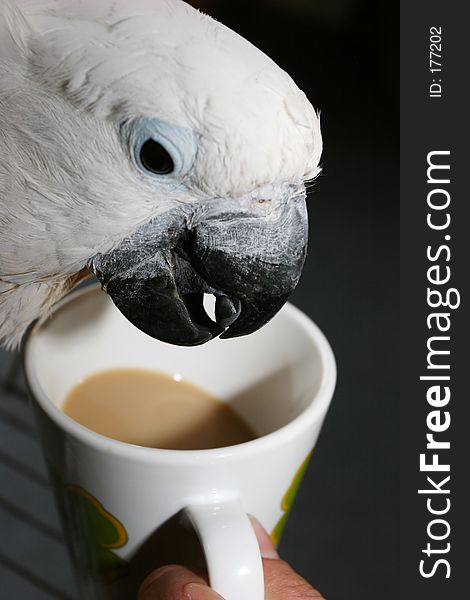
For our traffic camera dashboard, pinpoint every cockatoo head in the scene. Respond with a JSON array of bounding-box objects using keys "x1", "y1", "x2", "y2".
[{"x1": 0, "y1": 0, "x2": 321, "y2": 348}]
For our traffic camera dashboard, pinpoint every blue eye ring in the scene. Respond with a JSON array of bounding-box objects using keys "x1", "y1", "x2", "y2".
[{"x1": 124, "y1": 117, "x2": 197, "y2": 180}]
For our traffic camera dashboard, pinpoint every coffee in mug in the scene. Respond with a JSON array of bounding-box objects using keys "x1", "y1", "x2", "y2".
[{"x1": 62, "y1": 368, "x2": 256, "y2": 450}]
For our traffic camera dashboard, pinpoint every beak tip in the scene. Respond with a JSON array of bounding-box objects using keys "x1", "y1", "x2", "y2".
[{"x1": 215, "y1": 295, "x2": 242, "y2": 329}]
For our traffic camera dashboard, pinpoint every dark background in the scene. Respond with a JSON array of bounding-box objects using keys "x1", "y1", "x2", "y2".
[{"x1": 191, "y1": 1, "x2": 399, "y2": 598}]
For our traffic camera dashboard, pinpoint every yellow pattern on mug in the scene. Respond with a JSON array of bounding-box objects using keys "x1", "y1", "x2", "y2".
[
  {"x1": 53, "y1": 477, "x2": 130, "y2": 585},
  {"x1": 270, "y1": 451, "x2": 312, "y2": 545}
]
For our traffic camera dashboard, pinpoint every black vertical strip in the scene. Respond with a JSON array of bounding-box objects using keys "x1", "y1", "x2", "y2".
[{"x1": 401, "y1": 2, "x2": 469, "y2": 598}]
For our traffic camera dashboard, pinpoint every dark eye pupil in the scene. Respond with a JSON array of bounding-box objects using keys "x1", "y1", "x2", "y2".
[{"x1": 140, "y1": 139, "x2": 174, "y2": 175}]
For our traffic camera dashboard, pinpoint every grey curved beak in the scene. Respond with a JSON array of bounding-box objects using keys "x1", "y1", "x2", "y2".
[{"x1": 89, "y1": 184, "x2": 308, "y2": 346}]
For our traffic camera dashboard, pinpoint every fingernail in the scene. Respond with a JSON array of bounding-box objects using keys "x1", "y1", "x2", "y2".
[
  {"x1": 185, "y1": 582, "x2": 225, "y2": 600},
  {"x1": 249, "y1": 515, "x2": 280, "y2": 559}
]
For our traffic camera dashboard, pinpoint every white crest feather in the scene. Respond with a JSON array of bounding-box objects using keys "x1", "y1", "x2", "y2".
[{"x1": 0, "y1": 0, "x2": 31, "y2": 62}]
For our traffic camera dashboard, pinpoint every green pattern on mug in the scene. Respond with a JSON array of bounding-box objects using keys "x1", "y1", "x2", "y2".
[
  {"x1": 271, "y1": 451, "x2": 312, "y2": 545},
  {"x1": 53, "y1": 476, "x2": 130, "y2": 584}
]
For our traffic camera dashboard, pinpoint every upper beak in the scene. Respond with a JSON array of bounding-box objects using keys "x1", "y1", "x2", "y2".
[{"x1": 89, "y1": 183, "x2": 308, "y2": 346}]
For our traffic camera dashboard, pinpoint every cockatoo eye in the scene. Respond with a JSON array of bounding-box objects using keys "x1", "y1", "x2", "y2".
[
  {"x1": 124, "y1": 117, "x2": 197, "y2": 180},
  {"x1": 139, "y1": 139, "x2": 174, "y2": 175}
]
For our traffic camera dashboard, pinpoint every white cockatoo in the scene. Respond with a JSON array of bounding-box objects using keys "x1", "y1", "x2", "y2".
[{"x1": 0, "y1": 0, "x2": 322, "y2": 349}]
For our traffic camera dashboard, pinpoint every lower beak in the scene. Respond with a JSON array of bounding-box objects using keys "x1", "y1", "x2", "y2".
[{"x1": 89, "y1": 184, "x2": 308, "y2": 346}]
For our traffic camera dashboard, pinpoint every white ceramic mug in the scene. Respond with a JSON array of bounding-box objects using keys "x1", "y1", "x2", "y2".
[{"x1": 24, "y1": 285, "x2": 336, "y2": 600}]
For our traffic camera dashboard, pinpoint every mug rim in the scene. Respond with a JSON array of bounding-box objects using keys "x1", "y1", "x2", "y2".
[{"x1": 23, "y1": 285, "x2": 336, "y2": 464}]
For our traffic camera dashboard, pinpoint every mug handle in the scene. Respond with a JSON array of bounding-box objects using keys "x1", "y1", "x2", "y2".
[{"x1": 185, "y1": 498, "x2": 264, "y2": 600}]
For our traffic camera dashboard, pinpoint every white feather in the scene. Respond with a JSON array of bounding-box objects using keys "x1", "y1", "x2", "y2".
[{"x1": 0, "y1": 0, "x2": 322, "y2": 347}]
